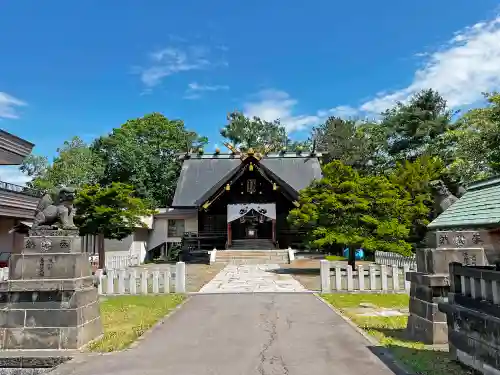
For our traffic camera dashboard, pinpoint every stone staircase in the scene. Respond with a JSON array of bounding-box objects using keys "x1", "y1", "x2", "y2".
[
  {"x1": 215, "y1": 250, "x2": 290, "y2": 265},
  {"x1": 229, "y1": 239, "x2": 275, "y2": 250}
]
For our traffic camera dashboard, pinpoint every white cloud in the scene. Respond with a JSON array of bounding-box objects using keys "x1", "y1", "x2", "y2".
[
  {"x1": 243, "y1": 90, "x2": 360, "y2": 132},
  {"x1": 138, "y1": 45, "x2": 227, "y2": 88},
  {"x1": 0, "y1": 166, "x2": 31, "y2": 186},
  {"x1": 249, "y1": 15, "x2": 500, "y2": 132},
  {"x1": 184, "y1": 82, "x2": 229, "y2": 100},
  {"x1": 243, "y1": 89, "x2": 322, "y2": 132},
  {"x1": 0, "y1": 92, "x2": 26, "y2": 119},
  {"x1": 359, "y1": 16, "x2": 500, "y2": 114}
]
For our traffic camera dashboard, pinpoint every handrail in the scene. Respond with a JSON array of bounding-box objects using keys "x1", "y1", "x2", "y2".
[{"x1": 0, "y1": 180, "x2": 43, "y2": 197}]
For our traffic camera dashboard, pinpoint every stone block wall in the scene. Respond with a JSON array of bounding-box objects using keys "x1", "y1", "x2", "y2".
[{"x1": 439, "y1": 262, "x2": 500, "y2": 374}]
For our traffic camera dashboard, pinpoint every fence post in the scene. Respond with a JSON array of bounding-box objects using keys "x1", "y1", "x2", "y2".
[
  {"x1": 163, "y1": 269, "x2": 171, "y2": 293},
  {"x1": 129, "y1": 269, "x2": 137, "y2": 295},
  {"x1": 357, "y1": 265, "x2": 365, "y2": 291},
  {"x1": 107, "y1": 269, "x2": 115, "y2": 294},
  {"x1": 380, "y1": 265, "x2": 388, "y2": 291},
  {"x1": 96, "y1": 269, "x2": 103, "y2": 295},
  {"x1": 320, "y1": 260, "x2": 331, "y2": 293},
  {"x1": 369, "y1": 265, "x2": 377, "y2": 290},
  {"x1": 175, "y1": 261, "x2": 186, "y2": 293},
  {"x1": 392, "y1": 265, "x2": 399, "y2": 291},
  {"x1": 118, "y1": 269, "x2": 126, "y2": 294},
  {"x1": 141, "y1": 270, "x2": 148, "y2": 295},
  {"x1": 153, "y1": 270, "x2": 160, "y2": 294},
  {"x1": 403, "y1": 265, "x2": 411, "y2": 292},
  {"x1": 346, "y1": 265, "x2": 353, "y2": 291}
]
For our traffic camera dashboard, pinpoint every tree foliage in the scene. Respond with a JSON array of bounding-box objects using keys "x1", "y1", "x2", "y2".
[
  {"x1": 377, "y1": 89, "x2": 455, "y2": 169},
  {"x1": 288, "y1": 161, "x2": 415, "y2": 255},
  {"x1": 220, "y1": 112, "x2": 287, "y2": 151},
  {"x1": 443, "y1": 93, "x2": 500, "y2": 186},
  {"x1": 388, "y1": 155, "x2": 444, "y2": 248},
  {"x1": 92, "y1": 113, "x2": 207, "y2": 208},
  {"x1": 313, "y1": 117, "x2": 384, "y2": 171},
  {"x1": 20, "y1": 136, "x2": 104, "y2": 190},
  {"x1": 75, "y1": 183, "x2": 155, "y2": 240}
]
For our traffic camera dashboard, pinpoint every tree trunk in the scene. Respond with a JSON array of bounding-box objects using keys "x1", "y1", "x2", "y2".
[
  {"x1": 348, "y1": 246, "x2": 356, "y2": 268},
  {"x1": 98, "y1": 233, "x2": 105, "y2": 270}
]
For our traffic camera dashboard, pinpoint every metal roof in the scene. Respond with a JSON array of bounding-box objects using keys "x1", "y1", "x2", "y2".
[
  {"x1": 260, "y1": 157, "x2": 323, "y2": 192},
  {"x1": 171, "y1": 154, "x2": 323, "y2": 207},
  {"x1": 428, "y1": 176, "x2": 500, "y2": 229}
]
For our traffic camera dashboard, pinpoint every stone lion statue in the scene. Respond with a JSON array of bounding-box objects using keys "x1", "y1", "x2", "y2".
[
  {"x1": 429, "y1": 180, "x2": 458, "y2": 215},
  {"x1": 32, "y1": 186, "x2": 78, "y2": 230}
]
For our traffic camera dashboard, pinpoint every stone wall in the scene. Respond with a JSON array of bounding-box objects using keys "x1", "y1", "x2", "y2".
[{"x1": 439, "y1": 262, "x2": 500, "y2": 374}]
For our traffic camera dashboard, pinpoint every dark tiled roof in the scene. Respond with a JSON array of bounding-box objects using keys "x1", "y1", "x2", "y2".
[
  {"x1": 172, "y1": 158, "x2": 241, "y2": 207},
  {"x1": 428, "y1": 176, "x2": 500, "y2": 229},
  {"x1": 171, "y1": 153, "x2": 323, "y2": 207}
]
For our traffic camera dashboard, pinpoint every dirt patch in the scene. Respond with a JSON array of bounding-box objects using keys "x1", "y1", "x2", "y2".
[
  {"x1": 185, "y1": 263, "x2": 225, "y2": 292},
  {"x1": 279, "y1": 259, "x2": 321, "y2": 291}
]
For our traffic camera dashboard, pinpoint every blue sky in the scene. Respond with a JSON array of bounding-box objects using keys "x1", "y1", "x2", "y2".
[{"x1": 1, "y1": 1, "x2": 500, "y2": 184}]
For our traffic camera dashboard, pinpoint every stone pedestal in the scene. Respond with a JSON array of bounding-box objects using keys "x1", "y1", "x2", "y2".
[
  {"x1": 0, "y1": 229, "x2": 102, "y2": 350},
  {"x1": 406, "y1": 230, "x2": 489, "y2": 345}
]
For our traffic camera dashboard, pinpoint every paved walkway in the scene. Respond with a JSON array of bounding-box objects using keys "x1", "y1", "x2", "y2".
[
  {"x1": 198, "y1": 264, "x2": 307, "y2": 293},
  {"x1": 53, "y1": 294, "x2": 401, "y2": 375}
]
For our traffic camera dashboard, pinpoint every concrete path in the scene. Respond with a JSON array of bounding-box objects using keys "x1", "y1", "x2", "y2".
[
  {"x1": 198, "y1": 264, "x2": 307, "y2": 293},
  {"x1": 53, "y1": 294, "x2": 401, "y2": 375}
]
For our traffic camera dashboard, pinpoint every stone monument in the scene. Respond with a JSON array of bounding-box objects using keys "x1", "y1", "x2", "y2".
[
  {"x1": 406, "y1": 180, "x2": 494, "y2": 344},
  {"x1": 0, "y1": 187, "x2": 103, "y2": 350},
  {"x1": 406, "y1": 230, "x2": 489, "y2": 344}
]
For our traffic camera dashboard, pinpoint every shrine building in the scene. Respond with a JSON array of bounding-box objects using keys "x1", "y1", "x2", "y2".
[{"x1": 160, "y1": 146, "x2": 323, "y2": 254}]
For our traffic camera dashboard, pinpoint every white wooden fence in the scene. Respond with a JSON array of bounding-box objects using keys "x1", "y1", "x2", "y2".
[
  {"x1": 374, "y1": 251, "x2": 416, "y2": 270},
  {"x1": 0, "y1": 262, "x2": 187, "y2": 295},
  {"x1": 97, "y1": 261, "x2": 186, "y2": 295},
  {"x1": 106, "y1": 254, "x2": 140, "y2": 269},
  {"x1": 0, "y1": 267, "x2": 8, "y2": 281},
  {"x1": 320, "y1": 260, "x2": 411, "y2": 293}
]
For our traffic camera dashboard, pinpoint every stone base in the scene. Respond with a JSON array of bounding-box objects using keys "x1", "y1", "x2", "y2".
[
  {"x1": 406, "y1": 313, "x2": 448, "y2": 345},
  {"x1": 0, "y1": 235, "x2": 102, "y2": 350},
  {"x1": 0, "y1": 286, "x2": 103, "y2": 350},
  {"x1": 406, "y1": 272, "x2": 450, "y2": 344}
]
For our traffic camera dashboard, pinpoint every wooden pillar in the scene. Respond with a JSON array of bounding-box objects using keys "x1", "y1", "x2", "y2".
[
  {"x1": 272, "y1": 219, "x2": 276, "y2": 244},
  {"x1": 98, "y1": 233, "x2": 105, "y2": 270},
  {"x1": 227, "y1": 222, "x2": 232, "y2": 248}
]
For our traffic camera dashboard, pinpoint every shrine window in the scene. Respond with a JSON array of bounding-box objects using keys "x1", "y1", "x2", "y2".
[{"x1": 168, "y1": 219, "x2": 185, "y2": 237}]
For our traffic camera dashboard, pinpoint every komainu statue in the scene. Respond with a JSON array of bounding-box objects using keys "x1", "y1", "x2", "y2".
[
  {"x1": 429, "y1": 180, "x2": 458, "y2": 215},
  {"x1": 32, "y1": 186, "x2": 78, "y2": 230}
]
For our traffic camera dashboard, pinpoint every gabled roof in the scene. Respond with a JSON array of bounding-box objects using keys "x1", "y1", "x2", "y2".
[
  {"x1": 428, "y1": 176, "x2": 500, "y2": 229},
  {"x1": 171, "y1": 152, "x2": 323, "y2": 207}
]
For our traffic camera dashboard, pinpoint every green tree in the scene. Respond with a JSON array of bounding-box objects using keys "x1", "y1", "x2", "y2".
[
  {"x1": 221, "y1": 111, "x2": 288, "y2": 151},
  {"x1": 75, "y1": 183, "x2": 156, "y2": 268},
  {"x1": 92, "y1": 113, "x2": 207, "y2": 208},
  {"x1": 442, "y1": 92, "x2": 500, "y2": 186},
  {"x1": 313, "y1": 117, "x2": 384, "y2": 171},
  {"x1": 378, "y1": 89, "x2": 455, "y2": 168},
  {"x1": 20, "y1": 136, "x2": 104, "y2": 190},
  {"x1": 389, "y1": 155, "x2": 444, "y2": 248},
  {"x1": 288, "y1": 161, "x2": 414, "y2": 256}
]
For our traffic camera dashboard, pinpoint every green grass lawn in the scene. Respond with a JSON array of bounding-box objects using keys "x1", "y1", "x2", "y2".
[
  {"x1": 322, "y1": 294, "x2": 475, "y2": 375},
  {"x1": 87, "y1": 294, "x2": 186, "y2": 352},
  {"x1": 325, "y1": 255, "x2": 347, "y2": 261}
]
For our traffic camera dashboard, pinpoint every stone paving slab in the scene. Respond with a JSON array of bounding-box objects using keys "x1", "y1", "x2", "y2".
[{"x1": 198, "y1": 264, "x2": 308, "y2": 293}]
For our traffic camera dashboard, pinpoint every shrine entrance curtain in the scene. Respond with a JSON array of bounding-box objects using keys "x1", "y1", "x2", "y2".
[{"x1": 227, "y1": 203, "x2": 276, "y2": 223}]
